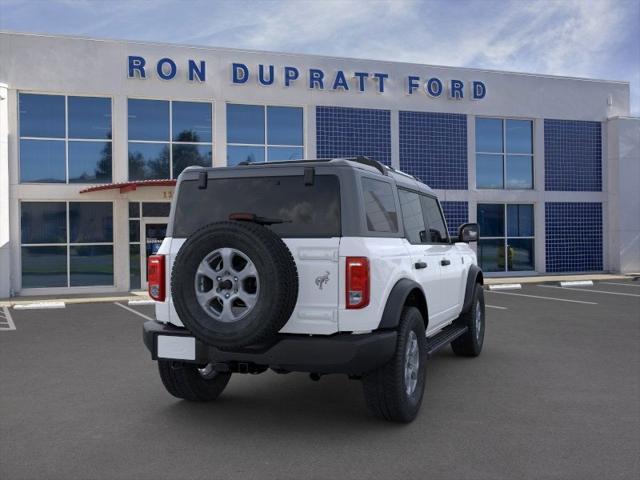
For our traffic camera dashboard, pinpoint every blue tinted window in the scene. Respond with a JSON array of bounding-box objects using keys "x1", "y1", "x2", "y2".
[
  {"x1": 506, "y1": 155, "x2": 533, "y2": 189},
  {"x1": 506, "y1": 120, "x2": 532, "y2": 154},
  {"x1": 21, "y1": 246, "x2": 68, "y2": 288},
  {"x1": 21, "y1": 202, "x2": 67, "y2": 244},
  {"x1": 128, "y1": 99, "x2": 169, "y2": 141},
  {"x1": 19, "y1": 93, "x2": 65, "y2": 138},
  {"x1": 507, "y1": 238, "x2": 534, "y2": 271},
  {"x1": 129, "y1": 220, "x2": 140, "y2": 242},
  {"x1": 227, "y1": 104, "x2": 264, "y2": 144},
  {"x1": 477, "y1": 204, "x2": 504, "y2": 237},
  {"x1": 68, "y1": 141, "x2": 112, "y2": 183},
  {"x1": 69, "y1": 202, "x2": 113, "y2": 243},
  {"x1": 128, "y1": 142, "x2": 170, "y2": 180},
  {"x1": 478, "y1": 239, "x2": 505, "y2": 273},
  {"x1": 507, "y1": 205, "x2": 534, "y2": 237},
  {"x1": 129, "y1": 202, "x2": 140, "y2": 218},
  {"x1": 476, "y1": 154, "x2": 503, "y2": 189},
  {"x1": 476, "y1": 118, "x2": 503, "y2": 153},
  {"x1": 68, "y1": 96, "x2": 112, "y2": 139},
  {"x1": 172, "y1": 102, "x2": 212, "y2": 143},
  {"x1": 20, "y1": 139, "x2": 66, "y2": 183},
  {"x1": 172, "y1": 144, "x2": 212, "y2": 178},
  {"x1": 70, "y1": 245, "x2": 114, "y2": 286},
  {"x1": 267, "y1": 106, "x2": 303, "y2": 145},
  {"x1": 227, "y1": 145, "x2": 265, "y2": 165},
  {"x1": 267, "y1": 146, "x2": 304, "y2": 162},
  {"x1": 142, "y1": 202, "x2": 171, "y2": 217},
  {"x1": 130, "y1": 244, "x2": 141, "y2": 290}
]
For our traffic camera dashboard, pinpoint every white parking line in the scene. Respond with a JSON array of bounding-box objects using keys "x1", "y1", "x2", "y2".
[
  {"x1": 0, "y1": 306, "x2": 16, "y2": 331},
  {"x1": 539, "y1": 285, "x2": 640, "y2": 297},
  {"x1": 488, "y1": 284, "x2": 521, "y2": 291},
  {"x1": 487, "y1": 290, "x2": 598, "y2": 305},
  {"x1": 114, "y1": 302, "x2": 154, "y2": 321},
  {"x1": 128, "y1": 299, "x2": 155, "y2": 306},
  {"x1": 600, "y1": 282, "x2": 640, "y2": 288},
  {"x1": 486, "y1": 305, "x2": 508, "y2": 310},
  {"x1": 14, "y1": 301, "x2": 66, "y2": 310}
]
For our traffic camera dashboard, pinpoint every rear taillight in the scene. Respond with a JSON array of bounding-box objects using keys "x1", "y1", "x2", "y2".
[
  {"x1": 346, "y1": 257, "x2": 369, "y2": 309},
  {"x1": 148, "y1": 255, "x2": 166, "y2": 302}
]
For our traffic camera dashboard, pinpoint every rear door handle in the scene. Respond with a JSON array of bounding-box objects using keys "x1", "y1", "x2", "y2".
[
  {"x1": 440, "y1": 259, "x2": 451, "y2": 266},
  {"x1": 414, "y1": 261, "x2": 427, "y2": 269}
]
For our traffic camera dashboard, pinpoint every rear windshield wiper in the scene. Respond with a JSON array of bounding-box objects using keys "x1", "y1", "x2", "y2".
[{"x1": 229, "y1": 212, "x2": 291, "y2": 226}]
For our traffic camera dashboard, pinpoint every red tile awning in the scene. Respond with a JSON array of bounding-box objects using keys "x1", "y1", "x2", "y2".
[{"x1": 79, "y1": 179, "x2": 177, "y2": 194}]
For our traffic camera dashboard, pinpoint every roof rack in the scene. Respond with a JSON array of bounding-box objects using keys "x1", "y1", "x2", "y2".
[{"x1": 234, "y1": 156, "x2": 418, "y2": 180}]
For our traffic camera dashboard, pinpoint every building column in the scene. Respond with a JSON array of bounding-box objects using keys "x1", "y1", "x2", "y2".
[
  {"x1": 0, "y1": 84, "x2": 9, "y2": 297},
  {"x1": 214, "y1": 102, "x2": 227, "y2": 167},
  {"x1": 607, "y1": 117, "x2": 640, "y2": 273},
  {"x1": 533, "y1": 118, "x2": 546, "y2": 273}
]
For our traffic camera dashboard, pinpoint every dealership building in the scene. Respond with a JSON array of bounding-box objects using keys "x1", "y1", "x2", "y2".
[{"x1": 0, "y1": 31, "x2": 638, "y2": 297}]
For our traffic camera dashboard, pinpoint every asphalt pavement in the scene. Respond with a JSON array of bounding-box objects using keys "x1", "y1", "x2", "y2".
[{"x1": 1, "y1": 280, "x2": 639, "y2": 480}]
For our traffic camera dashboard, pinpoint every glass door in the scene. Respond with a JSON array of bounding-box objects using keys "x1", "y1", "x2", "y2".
[
  {"x1": 477, "y1": 204, "x2": 535, "y2": 273},
  {"x1": 141, "y1": 218, "x2": 168, "y2": 288}
]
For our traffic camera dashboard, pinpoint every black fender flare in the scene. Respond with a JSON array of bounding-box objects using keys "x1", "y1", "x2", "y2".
[
  {"x1": 378, "y1": 278, "x2": 428, "y2": 330},
  {"x1": 461, "y1": 264, "x2": 484, "y2": 313}
]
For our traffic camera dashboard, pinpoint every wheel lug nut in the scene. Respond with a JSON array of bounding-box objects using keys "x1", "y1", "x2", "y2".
[
  {"x1": 225, "y1": 293, "x2": 230, "y2": 299},
  {"x1": 216, "y1": 276, "x2": 221, "y2": 281},
  {"x1": 234, "y1": 277, "x2": 238, "y2": 281}
]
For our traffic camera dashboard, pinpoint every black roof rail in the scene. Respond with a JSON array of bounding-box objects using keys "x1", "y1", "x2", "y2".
[{"x1": 342, "y1": 156, "x2": 386, "y2": 175}]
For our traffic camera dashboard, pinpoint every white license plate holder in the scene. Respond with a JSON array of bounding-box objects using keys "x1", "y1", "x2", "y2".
[{"x1": 157, "y1": 335, "x2": 196, "y2": 361}]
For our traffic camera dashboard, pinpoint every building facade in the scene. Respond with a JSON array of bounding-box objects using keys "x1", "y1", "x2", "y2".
[{"x1": 0, "y1": 32, "x2": 638, "y2": 297}]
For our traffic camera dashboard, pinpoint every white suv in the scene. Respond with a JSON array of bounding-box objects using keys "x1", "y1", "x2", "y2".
[{"x1": 143, "y1": 156, "x2": 485, "y2": 422}]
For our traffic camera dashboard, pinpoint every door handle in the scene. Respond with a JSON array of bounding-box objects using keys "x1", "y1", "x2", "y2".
[
  {"x1": 440, "y1": 259, "x2": 451, "y2": 266},
  {"x1": 414, "y1": 261, "x2": 427, "y2": 269}
]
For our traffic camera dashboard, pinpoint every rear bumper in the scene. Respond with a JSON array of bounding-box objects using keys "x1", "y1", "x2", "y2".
[{"x1": 143, "y1": 320, "x2": 397, "y2": 375}]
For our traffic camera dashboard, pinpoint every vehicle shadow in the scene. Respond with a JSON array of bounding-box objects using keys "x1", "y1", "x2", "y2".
[{"x1": 149, "y1": 352, "x2": 461, "y2": 435}]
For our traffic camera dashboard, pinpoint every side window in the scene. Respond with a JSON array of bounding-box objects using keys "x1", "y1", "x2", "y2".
[
  {"x1": 421, "y1": 196, "x2": 449, "y2": 243},
  {"x1": 398, "y1": 189, "x2": 426, "y2": 244},
  {"x1": 361, "y1": 178, "x2": 398, "y2": 233}
]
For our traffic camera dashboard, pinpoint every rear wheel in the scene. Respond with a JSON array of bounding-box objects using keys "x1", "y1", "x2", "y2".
[
  {"x1": 451, "y1": 284, "x2": 485, "y2": 357},
  {"x1": 362, "y1": 307, "x2": 427, "y2": 422},
  {"x1": 158, "y1": 360, "x2": 231, "y2": 401}
]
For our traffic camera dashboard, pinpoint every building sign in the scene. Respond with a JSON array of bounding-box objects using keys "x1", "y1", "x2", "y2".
[{"x1": 127, "y1": 56, "x2": 486, "y2": 100}]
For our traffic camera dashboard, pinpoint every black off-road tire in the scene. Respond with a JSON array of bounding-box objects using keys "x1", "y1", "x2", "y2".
[
  {"x1": 171, "y1": 221, "x2": 298, "y2": 349},
  {"x1": 362, "y1": 307, "x2": 427, "y2": 423},
  {"x1": 158, "y1": 360, "x2": 231, "y2": 401},
  {"x1": 451, "y1": 284, "x2": 485, "y2": 357}
]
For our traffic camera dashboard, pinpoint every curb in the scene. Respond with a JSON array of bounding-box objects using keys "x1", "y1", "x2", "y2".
[{"x1": 0, "y1": 295, "x2": 151, "y2": 308}]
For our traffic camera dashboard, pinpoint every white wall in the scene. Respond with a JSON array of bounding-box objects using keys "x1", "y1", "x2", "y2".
[
  {"x1": 0, "y1": 83, "x2": 10, "y2": 298},
  {"x1": 607, "y1": 117, "x2": 640, "y2": 273}
]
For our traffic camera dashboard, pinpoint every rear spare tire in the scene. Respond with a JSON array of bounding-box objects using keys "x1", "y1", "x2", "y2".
[{"x1": 171, "y1": 221, "x2": 298, "y2": 349}]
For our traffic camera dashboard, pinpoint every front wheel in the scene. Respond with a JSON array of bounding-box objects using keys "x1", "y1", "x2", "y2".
[
  {"x1": 362, "y1": 307, "x2": 427, "y2": 422},
  {"x1": 158, "y1": 360, "x2": 231, "y2": 401},
  {"x1": 451, "y1": 284, "x2": 485, "y2": 357}
]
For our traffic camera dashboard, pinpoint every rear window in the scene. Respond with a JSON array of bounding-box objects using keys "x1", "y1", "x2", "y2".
[{"x1": 173, "y1": 175, "x2": 341, "y2": 237}]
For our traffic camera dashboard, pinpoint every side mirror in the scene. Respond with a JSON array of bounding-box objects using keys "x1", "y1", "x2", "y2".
[{"x1": 457, "y1": 223, "x2": 479, "y2": 243}]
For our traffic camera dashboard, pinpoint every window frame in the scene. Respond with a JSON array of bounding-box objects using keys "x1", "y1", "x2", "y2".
[
  {"x1": 475, "y1": 116, "x2": 534, "y2": 190},
  {"x1": 226, "y1": 102, "x2": 306, "y2": 164},
  {"x1": 127, "y1": 98, "x2": 214, "y2": 180},
  {"x1": 476, "y1": 202, "x2": 536, "y2": 273},
  {"x1": 18, "y1": 92, "x2": 114, "y2": 184},
  {"x1": 19, "y1": 200, "x2": 116, "y2": 289}
]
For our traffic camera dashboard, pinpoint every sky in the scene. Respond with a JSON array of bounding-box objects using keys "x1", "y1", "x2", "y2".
[{"x1": 1, "y1": 0, "x2": 639, "y2": 114}]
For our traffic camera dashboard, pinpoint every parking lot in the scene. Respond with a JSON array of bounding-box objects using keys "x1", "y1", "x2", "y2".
[{"x1": 1, "y1": 279, "x2": 639, "y2": 480}]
